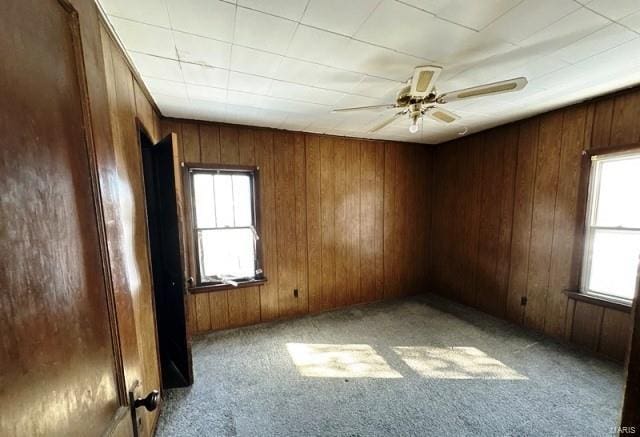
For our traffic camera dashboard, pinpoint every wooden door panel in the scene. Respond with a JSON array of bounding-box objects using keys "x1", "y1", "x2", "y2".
[{"x1": 0, "y1": 0, "x2": 131, "y2": 435}]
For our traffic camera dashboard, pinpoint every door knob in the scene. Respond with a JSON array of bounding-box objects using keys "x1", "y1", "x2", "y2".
[{"x1": 134, "y1": 390, "x2": 159, "y2": 412}]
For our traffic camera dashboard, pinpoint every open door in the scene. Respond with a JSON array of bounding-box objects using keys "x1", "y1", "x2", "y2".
[{"x1": 141, "y1": 132, "x2": 193, "y2": 388}]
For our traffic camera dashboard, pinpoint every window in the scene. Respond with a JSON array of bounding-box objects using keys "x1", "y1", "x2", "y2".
[
  {"x1": 187, "y1": 166, "x2": 263, "y2": 288},
  {"x1": 581, "y1": 151, "x2": 640, "y2": 303}
]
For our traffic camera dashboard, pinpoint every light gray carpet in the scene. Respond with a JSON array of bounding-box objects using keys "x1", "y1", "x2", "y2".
[{"x1": 156, "y1": 295, "x2": 624, "y2": 437}]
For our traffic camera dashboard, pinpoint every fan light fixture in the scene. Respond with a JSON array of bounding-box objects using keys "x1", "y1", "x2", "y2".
[{"x1": 331, "y1": 66, "x2": 528, "y2": 134}]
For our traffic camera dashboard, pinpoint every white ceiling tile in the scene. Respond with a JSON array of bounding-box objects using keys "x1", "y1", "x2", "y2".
[
  {"x1": 99, "y1": 0, "x2": 171, "y2": 27},
  {"x1": 110, "y1": 17, "x2": 176, "y2": 58},
  {"x1": 553, "y1": 23, "x2": 637, "y2": 64},
  {"x1": 237, "y1": 0, "x2": 309, "y2": 21},
  {"x1": 227, "y1": 90, "x2": 267, "y2": 108},
  {"x1": 144, "y1": 77, "x2": 187, "y2": 98},
  {"x1": 400, "y1": 0, "x2": 522, "y2": 31},
  {"x1": 301, "y1": 0, "x2": 382, "y2": 36},
  {"x1": 130, "y1": 52, "x2": 183, "y2": 82},
  {"x1": 275, "y1": 58, "x2": 364, "y2": 93},
  {"x1": 181, "y1": 63, "x2": 229, "y2": 88},
  {"x1": 350, "y1": 76, "x2": 403, "y2": 99},
  {"x1": 333, "y1": 94, "x2": 387, "y2": 111},
  {"x1": 620, "y1": 10, "x2": 640, "y2": 32},
  {"x1": 287, "y1": 25, "x2": 348, "y2": 64},
  {"x1": 481, "y1": 0, "x2": 580, "y2": 43},
  {"x1": 186, "y1": 84, "x2": 227, "y2": 103},
  {"x1": 270, "y1": 81, "x2": 345, "y2": 105},
  {"x1": 234, "y1": 8, "x2": 298, "y2": 54},
  {"x1": 355, "y1": 0, "x2": 477, "y2": 60},
  {"x1": 154, "y1": 94, "x2": 194, "y2": 119},
  {"x1": 231, "y1": 46, "x2": 284, "y2": 76},
  {"x1": 166, "y1": 0, "x2": 235, "y2": 42},
  {"x1": 585, "y1": 0, "x2": 640, "y2": 21},
  {"x1": 189, "y1": 99, "x2": 228, "y2": 121},
  {"x1": 105, "y1": 1, "x2": 640, "y2": 144},
  {"x1": 173, "y1": 32, "x2": 232, "y2": 68},
  {"x1": 520, "y1": 8, "x2": 609, "y2": 51},
  {"x1": 329, "y1": 39, "x2": 432, "y2": 81},
  {"x1": 228, "y1": 71, "x2": 273, "y2": 94}
]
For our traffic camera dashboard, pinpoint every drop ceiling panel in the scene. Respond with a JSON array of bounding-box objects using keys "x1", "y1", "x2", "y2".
[
  {"x1": 237, "y1": 0, "x2": 309, "y2": 21},
  {"x1": 234, "y1": 7, "x2": 298, "y2": 54},
  {"x1": 98, "y1": 0, "x2": 640, "y2": 144},
  {"x1": 301, "y1": 0, "x2": 382, "y2": 36},
  {"x1": 166, "y1": 0, "x2": 235, "y2": 42},
  {"x1": 181, "y1": 63, "x2": 229, "y2": 87}
]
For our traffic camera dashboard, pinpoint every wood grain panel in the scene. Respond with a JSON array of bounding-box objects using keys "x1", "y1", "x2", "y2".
[
  {"x1": 320, "y1": 136, "x2": 337, "y2": 310},
  {"x1": 591, "y1": 98, "x2": 614, "y2": 147},
  {"x1": 360, "y1": 142, "x2": 377, "y2": 302},
  {"x1": 524, "y1": 111, "x2": 563, "y2": 331},
  {"x1": 383, "y1": 143, "x2": 398, "y2": 299},
  {"x1": 306, "y1": 135, "x2": 323, "y2": 312},
  {"x1": 334, "y1": 138, "x2": 349, "y2": 307},
  {"x1": 598, "y1": 308, "x2": 631, "y2": 361},
  {"x1": 610, "y1": 91, "x2": 640, "y2": 146},
  {"x1": 293, "y1": 133, "x2": 309, "y2": 314},
  {"x1": 544, "y1": 106, "x2": 587, "y2": 338},
  {"x1": 430, "y1": 86, "x2": 640, "y2": 362},
  {"x1": 274, "y1": 132, "x2": 298, "y2": 317},
  {"x1": 255, "y1": 130, "x2": 279, "y2": 320},
  {"x1": 161, "y1": 119, "x2": 433, "y2": 332},
  {"x1": 571, "y1": 301, "x2": 604, "y2": 350},
  {"x1": 506, "y1": 119, "x2": 539, "y2": 323}
]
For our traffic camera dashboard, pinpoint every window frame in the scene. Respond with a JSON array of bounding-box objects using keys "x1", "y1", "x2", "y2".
[
  {"x1": 580, "y1": 149, "x2": 640, "y2": 305},
  {"x1": 184, "y1": 163, "x2": 266, "y2": 292}
]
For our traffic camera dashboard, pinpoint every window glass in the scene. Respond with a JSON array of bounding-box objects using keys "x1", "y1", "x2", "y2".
[
  {"x1": 233, "y1": 174, "x2": 252, "y2": 227},
  {"x1": 213, "y1": 174, "x2": 234, "y2": 227},
  {"x1": 190, "y1": 168, "x2": 259, "y2": 284},
  {"x1": 588, "y1": 229, "x2": 640, "y2": 300},
  {"x1": 193, "y1": 173, "x2": 215, "y2": 228},
  {"x1": 198, "y1": 228, "x2": 256, "y2": 280},
  {"x1": 594, "y1": 156, "x2": 640, "y2": 228}
]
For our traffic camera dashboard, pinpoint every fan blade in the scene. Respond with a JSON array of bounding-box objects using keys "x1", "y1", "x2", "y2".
[
  {"x1": 425, "y1": 107, "x2": 460, "y2": 124},
  {"x1": 437, "y1": 77, "x2": 527, "y2": 103},
  {"x1": 369, "y1": 111, "x2": 404, "y2": 133},
  {"x1": 409, "y1": 65, "x2": 442, "y2": 98},
  {"x1": 332, "y1": 104, "x2": 396, "y2": 113}
]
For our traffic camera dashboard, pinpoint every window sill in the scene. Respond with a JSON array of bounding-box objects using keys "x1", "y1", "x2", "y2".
[
  {"x1": 564, "y1": 290, "x2": 632, "y2": 313},
  {"x1": 189, "y1": 278, "x2": 267, "y2": 294}
]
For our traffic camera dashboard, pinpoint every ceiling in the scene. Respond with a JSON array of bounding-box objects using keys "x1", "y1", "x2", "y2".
[{"x1": 97, "y1": 0, "x2": 640, "y2": 144}]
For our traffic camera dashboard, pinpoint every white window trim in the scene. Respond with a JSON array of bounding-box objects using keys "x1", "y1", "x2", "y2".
[{"x1": 580, "y1": 150, "x2": 640, "y2": 304}]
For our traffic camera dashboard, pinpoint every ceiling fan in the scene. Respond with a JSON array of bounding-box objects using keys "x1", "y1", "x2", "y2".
[{"x1": 332, "y1": 66, "x2": 527, "y2": 134}]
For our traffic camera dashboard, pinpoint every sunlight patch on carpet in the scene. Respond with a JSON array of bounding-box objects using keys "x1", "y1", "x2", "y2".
[
  {"x1": 286, "y1": 343, "x2": 402, "y2": 378},
  {"x1": 393, "y1": 346, "x2": 528, "y2": 380}
]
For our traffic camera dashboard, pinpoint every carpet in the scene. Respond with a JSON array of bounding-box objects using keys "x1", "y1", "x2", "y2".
[{"x1": 156, "y1": 294, "x2": 624, "y2": 437}]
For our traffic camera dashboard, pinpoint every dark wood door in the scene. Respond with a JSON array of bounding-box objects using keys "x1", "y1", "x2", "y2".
[
  {"x1": 0, "y1": 0, "x2": 133, "y2": 435},
  {"x1": 142, "y1": 133, "x2": 193, "y2": 387}
]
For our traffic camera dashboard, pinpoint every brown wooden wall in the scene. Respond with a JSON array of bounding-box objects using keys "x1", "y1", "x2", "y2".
[
  {"x1": 160, "y1": 119, "x2": 432, "y2": 334},
  {"x1": 431, "y1": 86, "x2": 640, "y2": 362},
  {"x1": 99, "y1": 22, "x2": 162, "y2": 432}
]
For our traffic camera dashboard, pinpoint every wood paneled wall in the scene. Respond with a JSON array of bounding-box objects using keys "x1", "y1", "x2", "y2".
[
  {"x1": 160, "y1": 119, "x2": 432, "y2": 334},
  {"x1": 431, "y1": 87, "x2": 640, "y2": 362},
  {"x1": 99, "y1": 22, "x2": 162, "y2": 432}
]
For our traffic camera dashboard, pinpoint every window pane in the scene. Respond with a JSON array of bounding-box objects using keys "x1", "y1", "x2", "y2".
[
  {"x1": 588, "y1": 229, "x2": 640, "y2": 300},
  {"x1": 213, "y1": 174, "x2": 234, "y2": 227},
  {"x1": 193, "y1": 173, "x2": 215, "y2": 228},
  {"x1": 198, "y1": 228, "x2": 255, "y2": 280},
  {"x1": 232, "y1": 174, "x2": 252, "y2": 227},
  {"x1": 594, "y1": 155, "x2": 640, "y2": 228}
]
